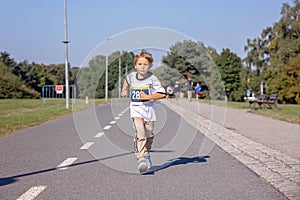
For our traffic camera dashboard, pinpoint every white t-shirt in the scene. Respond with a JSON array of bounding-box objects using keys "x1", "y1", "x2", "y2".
[{"x1": 126, "y1": 71, "x2": 165, "y2": 121}]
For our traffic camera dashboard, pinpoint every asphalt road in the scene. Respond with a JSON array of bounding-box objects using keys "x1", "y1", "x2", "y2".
[{"x1": 0, "y1": 99, "x2": 288, "y2": 200}]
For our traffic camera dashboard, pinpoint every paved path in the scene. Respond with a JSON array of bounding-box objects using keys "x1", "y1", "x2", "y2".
[
  {"x1": 161, "y1": 99, "x2": 300, "y2": 200},
  {"x1": 1, "y1": 100, "x2": 289, "y2": 200}
]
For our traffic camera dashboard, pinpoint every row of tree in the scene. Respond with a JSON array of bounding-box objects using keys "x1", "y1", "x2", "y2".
[
  {"x1": 0, "y1": 52, "x2": 79, "y2": 99},
  {"x1": 159, "y1": 0, "x2": 299, "y2": 103},
  {"x1": 243, "y1": 0, "x2": 300, "y2": 103},
  {"x1": 0, "y1": 1, "x2": 299, "y2": 103}
]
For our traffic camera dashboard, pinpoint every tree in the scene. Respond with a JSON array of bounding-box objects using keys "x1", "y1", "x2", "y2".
[
  {"x1": 152, "y1": 64, "x2": 184, "y2": 88},
  {"x1": 0, "y1": 52, "x2": 16, "y2": 68},
  {"x1": 76, "y1": 51, "x2": 134, "y2": 98},
  {"x1": 76, "y1": 55, "x2": 105, "y2": 98},
  {"x1": 275, "y1": 55, "x2": 300, "y2": 103},
  {"x1": 106, "y1": 51, "x2": 134, "y2": 98},
  {"x1": 243, "y1": 0, "x2": 300, "y2": 103},
  {"x1": 162, "y1": 40, "x2": 225, "y2": 100},
  {"x1": 244, "y1": 37, "x2": 269, "y2": 75},
  {"x1": 214, "y1": 49, "x2": 243, "y2": 101},
  {"x1": 0, "y1": 61, "x2": 40, "y2": 99}
]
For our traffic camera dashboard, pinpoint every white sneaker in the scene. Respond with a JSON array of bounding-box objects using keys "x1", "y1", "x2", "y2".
[
  {"x1": 145, "y1": 154, "x2": 152, "y2": 170},
  {"x1": 138, "y1": 160, "x2": 148, "y2": 174}
]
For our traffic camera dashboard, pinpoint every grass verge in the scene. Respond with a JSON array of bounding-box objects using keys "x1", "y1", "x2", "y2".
[
  {"x1": 0, "y1": 99, "x2": 107, "y2": 136},
  {"x1": 200, "y1": 99, "x2": 300, "y2": 124}
]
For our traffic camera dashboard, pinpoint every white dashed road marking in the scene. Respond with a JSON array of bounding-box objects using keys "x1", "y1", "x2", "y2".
[
  {"x1": 103, "y1": 125, "x2": 111, "y2": 130},
  {"x1": 17, "y1": 186, "x2": 47, "y2": 200},
  {"x1": 80, "y1": 142, "x2": 94, "y2": 150},
  {"x1": 94, "y1": 132, "x2": 104, "y2": 138},
  {"x1": 121, "y1": 107, "x2": 129, "y2": 114},
  {"x1": 16, "y1": 107, "x2": 130, "y2": 199},
  {"x1": 56, "y1": 157, "x2": 78, "y2": 170}
]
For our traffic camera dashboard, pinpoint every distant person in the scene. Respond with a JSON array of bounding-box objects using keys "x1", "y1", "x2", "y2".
[
  {"x1": 166, "y1": 86, "x2": 174, "y2": 99},
  {"x1": 195, "y1": 82, "x2": 201, "y2": 101},
  {"x1": 174, "y1": 81, "x2": 181, "y2": 100},
  {"x1": 121, "y1": 49, "x2": 166, "y2": 174},
  {"x1": 186, "y1": 77, "x2": 193, "y2": 101}
]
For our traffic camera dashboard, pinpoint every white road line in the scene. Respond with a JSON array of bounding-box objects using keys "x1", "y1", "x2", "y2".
[
  {"x1": 80, "y1": 142, "x2": 94, "y2": 150},
  {"x1": 56, "y1": 157, "x2": 78, "y2": 170},
  {"x1": 118, "y1": 114, "x2": 123, "y2": 117},
  {"x1": 109, "y1": 121, "x2": 116, "y2": 124},
  {"x1": 114, "y1": 117, "x2": 120, "y2": 120},
  {"x1": 103, "y1": 125, "x2": 111, "y2": 130},
  {"x1": 17, "y1": 186, "x2": 47, "y2": 200},
  {"x1": 121, "y1": 107, "x2": 129, "y2": 114},
  {"x1": 94, "y1": 132, "x2": 104, "y2": 138}
]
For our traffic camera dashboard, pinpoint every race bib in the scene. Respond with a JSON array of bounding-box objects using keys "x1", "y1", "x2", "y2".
[{"x1": 130, "y1": 86, "x2": 149, "y2": 102}]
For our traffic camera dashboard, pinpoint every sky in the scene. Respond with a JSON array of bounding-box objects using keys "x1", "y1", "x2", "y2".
[{"x1": 0, "y1": 0, "x2": 294, "y2": 67}]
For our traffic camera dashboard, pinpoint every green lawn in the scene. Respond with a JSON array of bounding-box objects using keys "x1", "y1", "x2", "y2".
[
  {"x1": 0, "y1": 99, "x2": 106, "y2": 136},
  {"x1": 249, "y1": 104, "x2": 300, "y2": 124},
  {"x1": 201, "y1": 99, "x2": 300, "y2": 124}
]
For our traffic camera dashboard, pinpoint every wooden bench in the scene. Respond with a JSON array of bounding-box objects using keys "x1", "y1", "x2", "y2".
[
  {"x1": 257, "y1": 94, "x2": 268, "y2": 109},
  {"x1": 268, "y1": 94, "x2": 279, "y2": 109},
  {"x1": 248, "y1": 94, "x2": 278, "y2": 109},
  {"x1": 247, "y1": 96, "x2": 258, "y2": 109}
]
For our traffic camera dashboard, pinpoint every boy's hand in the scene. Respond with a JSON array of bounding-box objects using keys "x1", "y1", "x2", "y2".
[
  {"x1": 121, "y1": 90, "x2": 127, "y2": 97},
  {"x1": 140, "y1": 91, "x2": 166, "y2": 100},
  {"x1": 140, "y1": 91, "x2": 150, "y2": 100}
]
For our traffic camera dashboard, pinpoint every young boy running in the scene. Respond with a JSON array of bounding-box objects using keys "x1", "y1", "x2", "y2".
[{"x1": 121, "y1": 49, "x2": 166, "y2": 173}]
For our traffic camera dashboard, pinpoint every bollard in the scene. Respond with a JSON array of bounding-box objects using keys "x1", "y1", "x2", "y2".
[{"x1": 85, "y1": 96, "x2": 89, "y2": 104}]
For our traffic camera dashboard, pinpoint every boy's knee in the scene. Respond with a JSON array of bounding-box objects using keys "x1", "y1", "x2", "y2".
[
  {"x1": 136, "y1": 136, "x2": 147, "y2": 141},
  {"x1": 145, "y1": 121, "x2": 154, "y2": 135}
]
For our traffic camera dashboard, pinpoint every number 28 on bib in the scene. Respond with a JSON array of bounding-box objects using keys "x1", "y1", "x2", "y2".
[{"x1": 130, "y1": 86, "x2": 149, "y2": 102}]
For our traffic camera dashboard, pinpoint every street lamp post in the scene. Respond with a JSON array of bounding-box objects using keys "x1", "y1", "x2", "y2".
[
  {"x1": 105, "y1": 53, "x2": 108, "y2": 101},
  {"x1": 125, "y1": 65, "x2": 128, "y2": 97},
  {"x1": 63, "y1": 0, "x2": 70, "y2": 109},
  {"x1": 105, "y1": 38, "x2": 113, "y2": 101},
  {"x1": 118, "y1": 52, "x2": 121, "y2": 98}
]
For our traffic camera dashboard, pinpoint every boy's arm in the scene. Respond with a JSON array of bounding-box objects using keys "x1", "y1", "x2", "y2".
[
  {"x1": 140, "y1": 92, "x2": 166, "y2": 100},
  {"x1": 121, "y1": 79, "x2": 129, "y2": 97}
]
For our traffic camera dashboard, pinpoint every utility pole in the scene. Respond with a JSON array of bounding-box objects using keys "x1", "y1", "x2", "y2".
[
  {"x1": 125, "y1": 65, "x2": 128, "y2": 97},
  {"x1": 63, "y1": 0, "x2": 70, "y2": 109},
  {"x1": 105, "y1": 53, "x2": 108, "y2": 101},
  {"x1": 105, "y1": 38, "x2": 112, "y2": 101},
  {"x1": 118, "y1": 52, "x2": 121, "y2": 98}
]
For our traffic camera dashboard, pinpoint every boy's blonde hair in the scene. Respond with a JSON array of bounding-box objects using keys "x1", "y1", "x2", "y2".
[{"x1": 134, "y1": 49, "x2": 154, "y2": 66}]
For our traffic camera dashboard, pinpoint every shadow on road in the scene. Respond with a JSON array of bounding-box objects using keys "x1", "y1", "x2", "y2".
[
  {"x1": 144, "y1": 156, "x2": 209, "y2": 175},
  {"x1": 0, "y1": 151, "x2": 135, "y2": 187},
  {"x1": 0, "y1": 150, "x2": 175, "y2": 186}
]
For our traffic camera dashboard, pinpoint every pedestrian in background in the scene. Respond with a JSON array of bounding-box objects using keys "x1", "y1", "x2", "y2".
[
  {"x1": 166, "y1": 85, "x2": 174, "y2": 99},
  {"x1": 186, "y1": 77, "x2": 193, "y2": 101},
  {"x1": 195, "y1": 82, "x2": 201, "y2": 101},
  {"x1": 174, "y1": 81, "x2": 181, "y2": 100}
]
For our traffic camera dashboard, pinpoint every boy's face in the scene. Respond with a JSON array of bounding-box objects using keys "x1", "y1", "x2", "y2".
[{"x1": 135, "y1": 57, "x2": 151, "y2": 76}]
